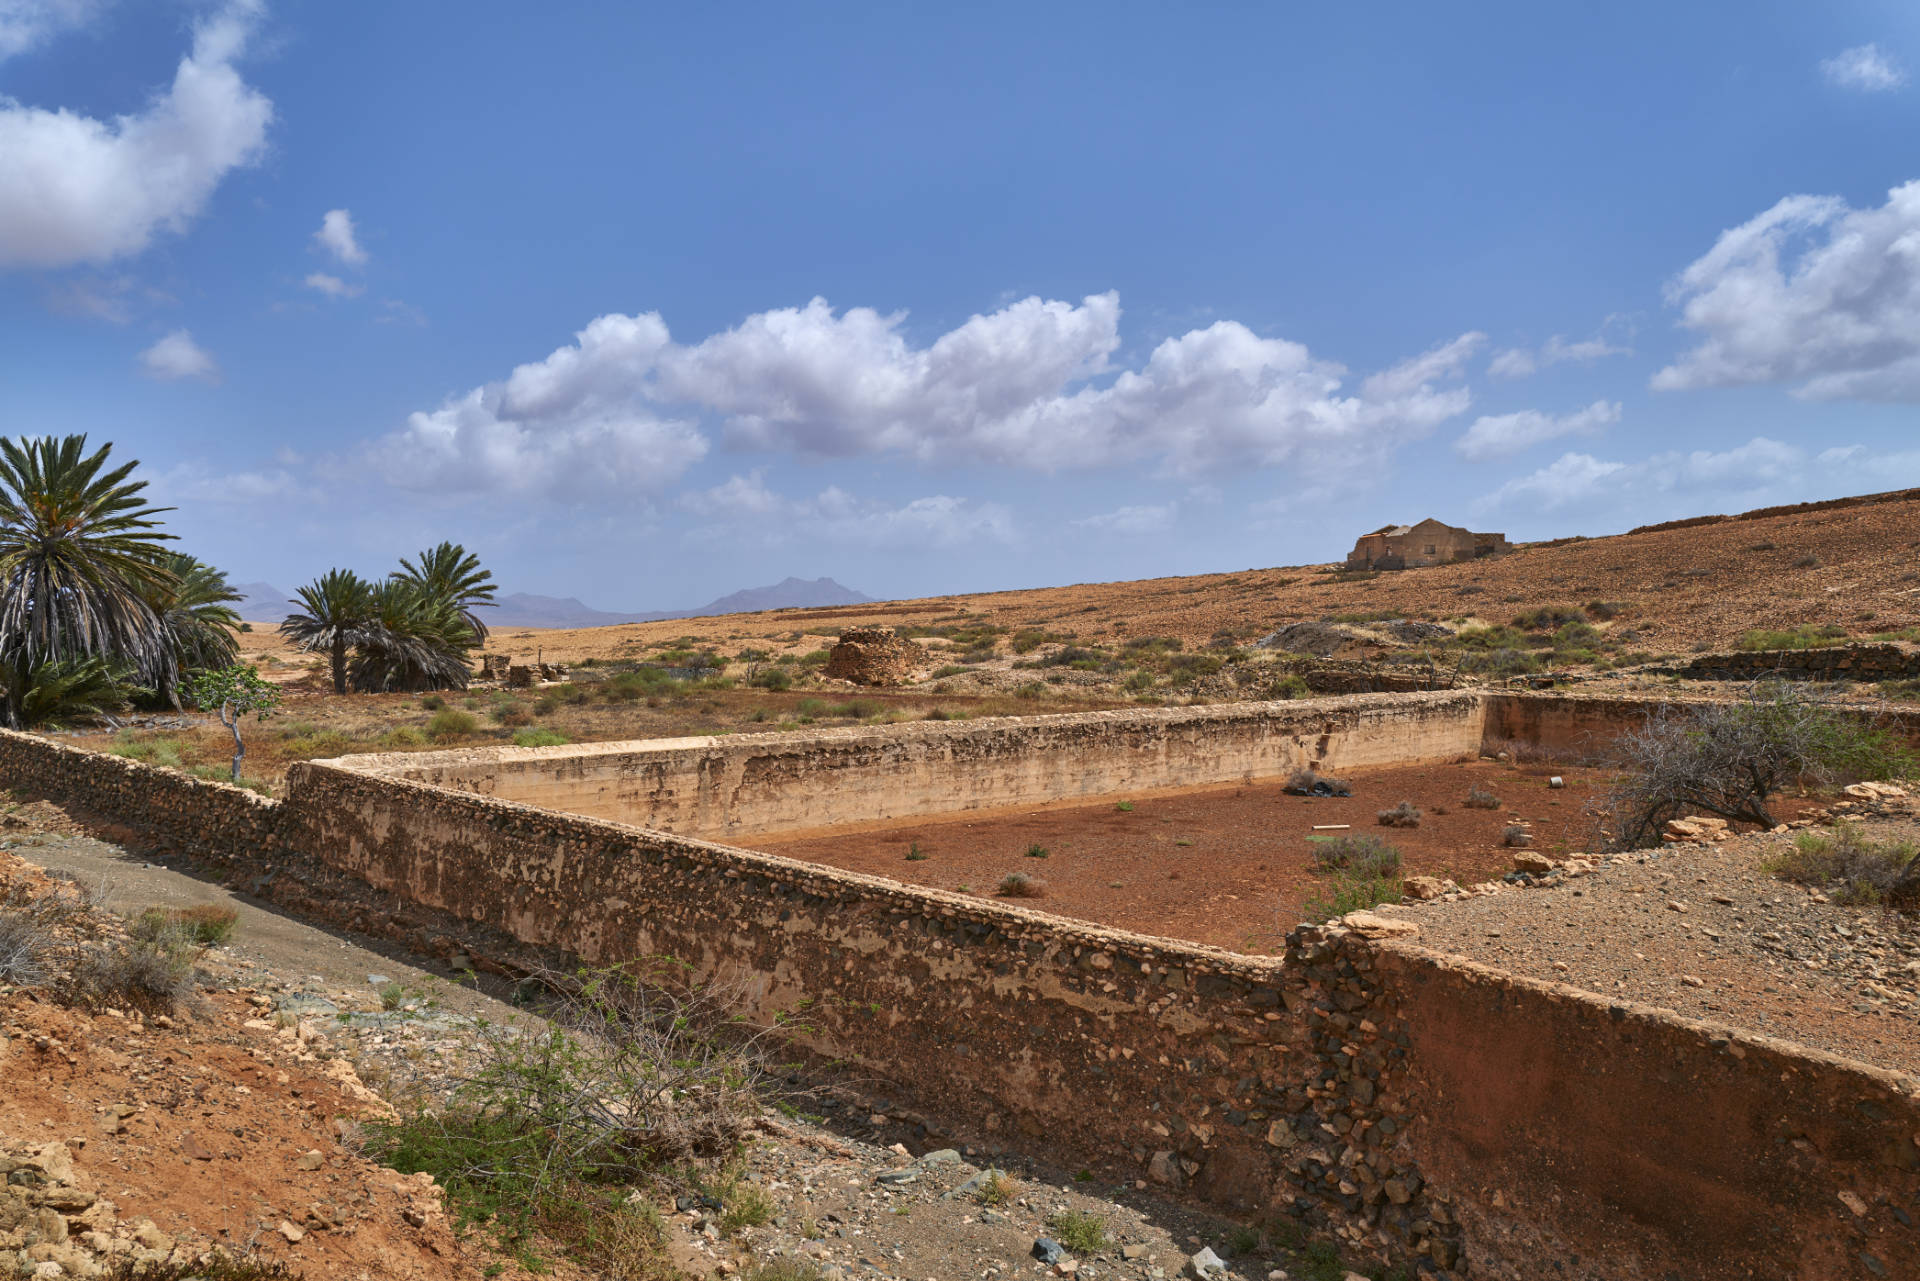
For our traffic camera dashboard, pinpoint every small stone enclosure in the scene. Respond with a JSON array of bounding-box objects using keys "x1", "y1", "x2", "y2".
[{"x1": 0, "y1": 690, "x2": 1914, "y2": 1281}]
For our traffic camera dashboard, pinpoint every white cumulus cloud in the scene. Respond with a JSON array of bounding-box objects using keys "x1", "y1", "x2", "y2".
[
  {"x1": 1454, "y1": 400, "x2": 1620, "y2": 462},
  {"x1": 313, "y1": 208, "x2": 366, "y2": 266},
  {"x1": 138, "y1": 329, "x2": 218, "y2": 383},
  {"x1": 0, "y1": 0, "x2": 271, "y2": 269},
  {"x1": 1653, "y1": 181, "x2": 1920, "y2": 399},
  {"x1": 304, "y1": 272, "x2": 361, "y2": 299},
  {"x1": 1822, "y1": 44, "x2": 1906, "y2": 92},
  {"x1": 376, "y1": 293, "x2": 1485, "y2": 496}
]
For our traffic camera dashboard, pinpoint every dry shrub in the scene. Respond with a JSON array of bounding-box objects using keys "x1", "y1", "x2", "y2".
[
  {"x1": 364, "y1": 960, "x2": 772, "y2": 1272},
  {"x1": 1601, "y1": 682, "x2": 1917, "y2": 849},
  {"x1": 69, "y1": 933, "x2": 197, "y2": 1014},
  {"x1": 995, "y1": 872, "x2": 1047, "y2": 898},
  {"x1": 1502, "y1": 825, "x2": 1532, "y2": 847},
  {"x1": 1462, "y1": 785, "x2": 1502, "y2": 810},
  {"x1": 1376, "y1": 800, "x2": 1422, "y2": 828}
]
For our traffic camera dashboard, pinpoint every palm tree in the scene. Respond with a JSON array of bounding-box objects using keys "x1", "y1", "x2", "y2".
[
  {"x1": 395, "y1": 541, "x2": 496, "y2": 646},
  {"x1": 348, "y1": 578, "x2": 473, "y2": 693},
  {"x1": 146, "y1": 553, "x2": 243, "y2": 708},
  {"x1": 279, "y1": 569, "x2": 372, "y2": 695},
  {"x1": 0, "y1": 435, "x2": 175, "y2": 724}
]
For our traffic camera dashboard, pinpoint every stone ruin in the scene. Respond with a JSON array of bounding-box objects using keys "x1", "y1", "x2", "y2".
[
  {"x1": 477, "y1": 653, "x2": 568, "y2": 687},
  {"x1": 823, "y1": 626, "x2": 923, "y2": 686}
]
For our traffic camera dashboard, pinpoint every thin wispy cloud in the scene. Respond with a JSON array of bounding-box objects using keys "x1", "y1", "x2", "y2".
[{"x1": 1821, "y1": 43, "x2": 1906, "y2": 92}]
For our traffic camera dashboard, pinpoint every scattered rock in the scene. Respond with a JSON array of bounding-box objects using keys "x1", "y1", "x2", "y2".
[
  {"x1": 1184, "y1": 1245, "x2": 1228, "y2": 1278},
  {"x1": 1339, "y1": 911, "x2": 1418, "y2": 940}
]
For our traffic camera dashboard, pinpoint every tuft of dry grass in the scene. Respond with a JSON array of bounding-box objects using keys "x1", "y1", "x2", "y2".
[
  {"x1": 994, "y1": 872, "x2": 1047, "y2": 898},
  {"x1": 1376, "y1": 800, "x2": 1422, "y2": 828}
]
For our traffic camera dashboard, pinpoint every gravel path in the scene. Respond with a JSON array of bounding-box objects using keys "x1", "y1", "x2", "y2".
[{"x1": 1391, "y1": 815, "x2": 1920, "y2": 1076}]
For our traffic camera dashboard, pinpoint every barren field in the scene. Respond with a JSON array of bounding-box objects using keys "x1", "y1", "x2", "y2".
[
  {"x1": 755, "y1": 759, "x2": 1819, "y2": 953},
  {"x1": 235, "y1": 489, "x2": 1920, "y2": 669}
]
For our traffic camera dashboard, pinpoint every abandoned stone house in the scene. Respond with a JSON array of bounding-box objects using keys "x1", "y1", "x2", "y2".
[{"x1": 1345, "y1": 518, "x2": 1509, "y2": 570}]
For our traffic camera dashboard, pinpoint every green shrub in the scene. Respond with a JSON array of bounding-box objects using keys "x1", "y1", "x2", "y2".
[
  {"x1": 1764, "y1": 824, "x2": 1919, "y2": 908},
  {"x1": 420, "y1": 694, "x2": 446, "y2": 711},
  {"x1": 1045, "y1": 1209, "x2": 1109, "y2": 1254},
  {"x1": 426, "y1": 709, "x2": 478, "y2": 741},
  {"x1": 750, "y1": 667, "x2": 793, "y2": 691},
  {"x1": 133, "y1": 904, "x2": 237, "y2": 945},
  {"x1": 362, "y1": 963, "x2": 762, "y2": 1271},
  {"x1": 799, "y1": 649, "x2": 832, "y2": 667},
  {"x1": 491, "y1": 700, "x2": 533, "y2": 727},
  {"x1": 110, "y1": 735, "x2": 183, "y2": 769},
  {"x1": 512, "y1": 728, "x2": 570, "y2": 748},
  {"x1": 1307, "y1": 834, "x2": 1402, "y2": 878},
  {"x1": 381, "y1": 726, "x2": 427, "y2": 748},
  {"x1": 932, "y1": 664, "x2": 968, "y2": 679},
  {"x1": 1024, "y1": 843, "x2": 1049, "y2": 859},
  {"x1": 1512, "y1": 606, "x2": 1585, "y2": 631}
]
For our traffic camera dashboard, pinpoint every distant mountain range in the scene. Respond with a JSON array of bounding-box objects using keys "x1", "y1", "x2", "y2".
[
  {"x1": 488, "y1": 577, "x2": 874, "y2": 628},
  {"x1": 230, "y1": 581, "x2": 298, "y2": 622},
  {"x1": 228, "y1": 576, "x2": 874, "y2": 629}
]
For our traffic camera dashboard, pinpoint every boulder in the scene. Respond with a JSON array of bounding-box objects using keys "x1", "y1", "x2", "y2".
[
  {"x1": 1402, "y1": 875, "x2": 1447, "y2": 901},
  {"x1": 1340, "y1": 911, "x2": 1418, "y2": 940},
  {"x1": 1511, "y1": 851, "x2": 1556, "y2": 876}
]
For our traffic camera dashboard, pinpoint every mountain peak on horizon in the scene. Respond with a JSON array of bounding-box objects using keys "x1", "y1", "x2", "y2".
[{"x1": 486, "y1": 577, "x2": 874, "y2": 629}]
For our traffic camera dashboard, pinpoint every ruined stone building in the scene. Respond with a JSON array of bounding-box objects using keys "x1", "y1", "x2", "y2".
[{"x1": 1345, "y1": 518, "x2": 1509, "y2": 570}]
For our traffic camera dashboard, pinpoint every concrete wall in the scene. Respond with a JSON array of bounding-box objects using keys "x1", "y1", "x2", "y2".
[{"x1": 342, "y1": 691, "x2": 1491, "y2": 840}]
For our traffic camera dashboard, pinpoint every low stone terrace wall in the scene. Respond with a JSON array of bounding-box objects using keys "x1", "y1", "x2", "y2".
[
  {"x1": 1682, "y1": 642, "x2": 1920, "y2": 682},
  {"x1": 347, "y1": 690, "x2": 1491, "y2": 841}
]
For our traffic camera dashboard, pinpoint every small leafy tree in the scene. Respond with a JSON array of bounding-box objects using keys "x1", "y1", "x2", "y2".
[{"x1": 184, "y1": 664, "x2": 281, "y2": 782}]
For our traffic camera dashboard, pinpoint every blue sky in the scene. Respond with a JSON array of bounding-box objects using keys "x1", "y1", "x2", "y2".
[{"x1": 4, "y1": 1, "x2": 1919, "y2": 608}]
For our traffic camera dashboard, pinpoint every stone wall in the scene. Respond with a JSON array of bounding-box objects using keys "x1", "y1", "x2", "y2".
[
  {"x1": 3, "y1": 700, "x2": 1919, "y2": 1278},
  {"x1": 1681, "y1": 642, "x2": 1920, "y2": 682},
  {"x1": 338, "y1": 691, "x2": 1491, "y2": 840},
  {"x1": 0, "y1": 729, "x2": 281, "y2": 857}
]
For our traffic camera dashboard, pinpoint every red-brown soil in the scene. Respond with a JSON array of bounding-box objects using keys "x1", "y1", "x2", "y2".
[{"x1": 757, "y1": 759, "x2": 1624, "y2": 953}]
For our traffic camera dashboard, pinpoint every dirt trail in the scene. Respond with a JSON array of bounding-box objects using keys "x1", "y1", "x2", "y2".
[{"x1": 5, "y1": 824, "x2": 510, "y2": 1023}]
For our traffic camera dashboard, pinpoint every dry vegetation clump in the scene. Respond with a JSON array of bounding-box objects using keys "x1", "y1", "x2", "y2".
[
  {"x1": 1502, "y1": 824, "x2": 1532, "y2": 848},
  {"x1": 0, "y1": 873, "x2": 216, "y2": 1015},
  {"x1": 1764, "y1": 824, "x2": 1920, "y2": 909},
  {"x1": 1302, "y1": 834, "x2": 1402, "y2": 922},
  {"x1": 364, "y1": 960, "x2": 773, "y2": 1277},
  {"x1": 1462, "y1": 785, "x2": 1502, "y2": 810},
  {"x1": 1376, "y1": 800, "x2": 1422, "y2": 828},
  {"x1": 1600, "y1": 683, "x2": 1917, "y2": 849},
  {"x1": 994, "y1": 872, "x2": 1047, "y2": 898},
  {"x1": 1284, "y1": 767, "x2": 1351, "y2": 797}
]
